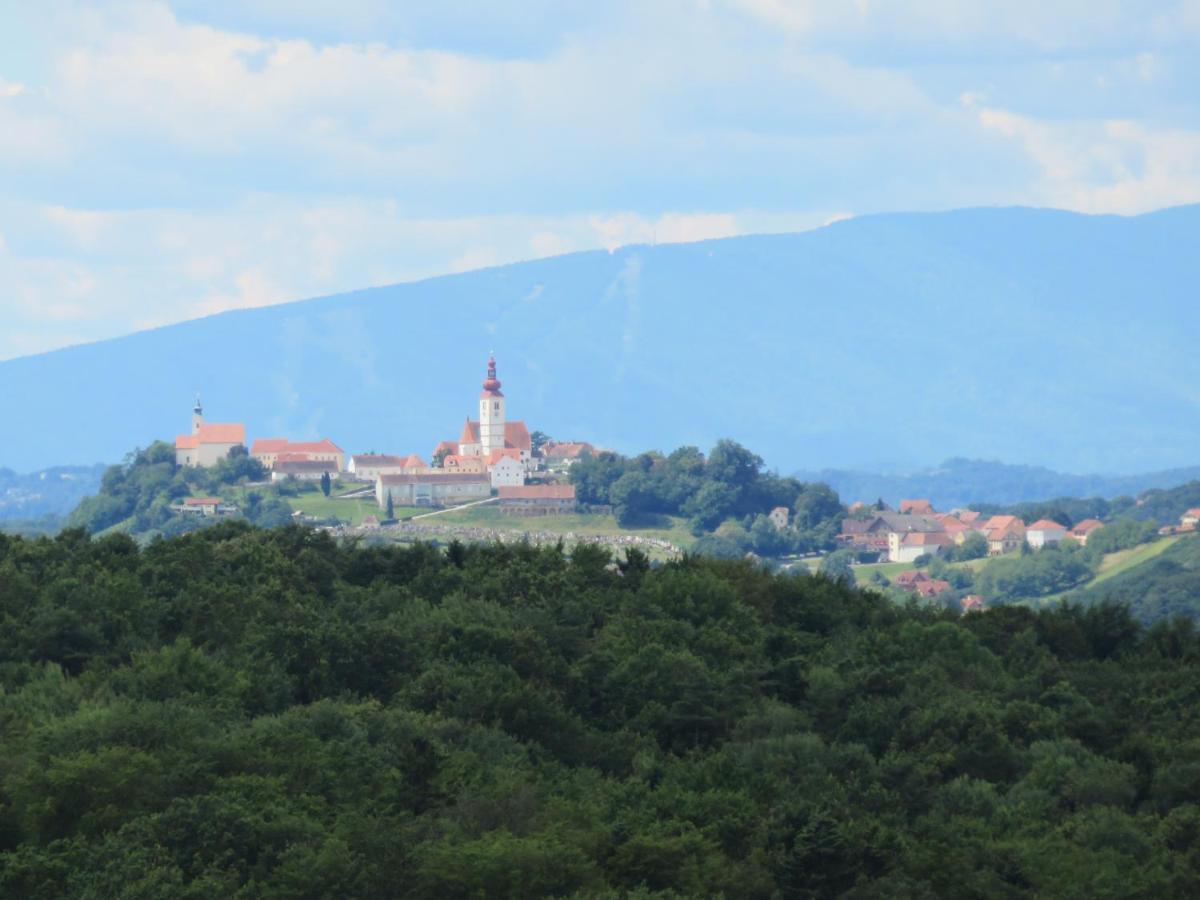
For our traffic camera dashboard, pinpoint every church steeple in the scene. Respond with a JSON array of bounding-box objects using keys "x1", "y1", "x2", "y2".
[
  {"x1": 479, "y1": 355, "x2": 506, "y2": 453},
  {"x1": 192, "y1": 394, "x2": 204, "y2": 434}
]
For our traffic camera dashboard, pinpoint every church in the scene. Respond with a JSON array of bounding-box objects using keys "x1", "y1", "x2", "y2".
[
  {"x1": 434, "y1": 356, "x2": 533, "y2": 470},
  {"x1": 175, "y1": 397, "x2": 246, "y2": 467}
]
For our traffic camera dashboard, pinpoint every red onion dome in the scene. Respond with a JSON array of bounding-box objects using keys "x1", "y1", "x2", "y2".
[{"x1": 481, "y1": 355, "x2": 503, "y2": 394}]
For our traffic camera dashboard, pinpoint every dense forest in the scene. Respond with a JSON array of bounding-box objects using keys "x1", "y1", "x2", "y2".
[{"x1": 2, "y1": 523, "x2": 1199, "y2": 897}]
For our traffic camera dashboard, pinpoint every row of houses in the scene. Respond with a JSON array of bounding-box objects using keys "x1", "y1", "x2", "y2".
[{"x1": 840, "y1": 500, "x2": 1106, "y2": 563}]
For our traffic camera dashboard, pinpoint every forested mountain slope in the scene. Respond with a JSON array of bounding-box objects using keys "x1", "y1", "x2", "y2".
[
  {"x1": 1, "y1": 204, "x2": 1198, "y2": 475},
  {"x1": 1, "y1": 525, "x2": 1199, "y2": 896}
]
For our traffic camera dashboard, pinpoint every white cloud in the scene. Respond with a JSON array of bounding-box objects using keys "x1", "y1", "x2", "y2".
[{"x1": 972, "y1": 101, "x2": 1200, "y2": 213}]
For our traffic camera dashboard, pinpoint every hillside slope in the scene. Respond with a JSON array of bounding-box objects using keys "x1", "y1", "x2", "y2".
[
  {"x1": 797, "y1": 458, "x2": 1200, "y2": 509},
  {"x1": 2, "y1": 204, "x2": 1198, "y2": 474}
]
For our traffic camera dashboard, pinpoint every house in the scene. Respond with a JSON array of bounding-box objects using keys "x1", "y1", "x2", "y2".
[
  {"x1": 486, "y1": 449, "x2": 526, "y2": 488},
  {"x1": 769, "y1": 506, "x2": 790, "y2": 529},
  {"x1": 987, "y1": 529, "x2": 1025, "y2": 556},
  {"x1": 251, "y1": 438, "x2": 345, "y2": 472},
  {"x1": 900, "y1": 499, "x2": 935, "y2": 515},
  {"x1": 888, "y1": 530, "x2": 953, "y2": 563},
  {"x1": 960, "y1": 594, "x2": 986, "y2": 613},
  {"x1": 171, "y1": 497, "x2": 238, "y2": 517},
  {"x1": 912, "y1": 579, "x2": 952, "y2": 598},
  {"x1": 376, "y1": 472, "x2": 492, "y2": 508},
  {"x1": 983, "y1": 515, "x2": 1026, "y2": 556},
  {"x1": 1026, "y1": 518, "x2": 1069, "y2": 549},
  {"x1": 938, "y1": 515, "x2": 973, "y2": 544},
  {"x1": 543, "y1": 441, "x2": 596, "y2": 464},
  {"x1": 497, "y1": 484, "x2": 577, "y2": 516},
  {"x1": 840, "y1": 512, "x2": 943, "y2": 555},
  {"x1": 348, "y1": 455, "x2": 409, "y2": 480},
  {"x1": 174, "y1": 398, "x2": 246, "y2": 467},
  {"x1": 1183, "y1": 508, "x2": 1200, "y2": 527},
  {"x1": 442, "y1": 454, "x2": 486, "y2": 474},
  {"x1": 1070, "y1": 518, "x2": 1105, "y2": 546},
  {"x1": 271, "y1": 459, "x2": 338, "y2": 482},
  {"x1": 895, "y1": 570, "x2": 932, "y2": 588},
  {"x1": 956, "y1": 510, "x2": 983, "y2": 525}
]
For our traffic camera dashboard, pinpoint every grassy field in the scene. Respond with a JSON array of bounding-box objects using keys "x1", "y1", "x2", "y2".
[
  {"x1": 287, "y1": 492, "x2": 422, "y2": 525},
  {"x1": 426, "y1": 504, "x2": 695, "y2": 547},
  {"x1": 1090, "y1": 535, "x2": 1181, "y2": 586},
  {"x1": 849, "y1": 561, "x2": 914, "y2": 584}
]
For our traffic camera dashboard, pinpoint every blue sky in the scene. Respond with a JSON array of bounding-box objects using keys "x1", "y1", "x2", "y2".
[{"x1": 1, "y1": 0, "x2": 1199, "y2": 360}]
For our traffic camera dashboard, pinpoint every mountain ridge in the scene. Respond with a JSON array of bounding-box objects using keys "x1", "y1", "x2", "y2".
[{"x1": 2, "y1": 203, "x2": 1198, "y2": 474}]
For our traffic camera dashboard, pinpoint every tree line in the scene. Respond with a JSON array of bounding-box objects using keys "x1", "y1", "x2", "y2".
[
  {"x1": 569, "y1": 439, "x2": 844, "y2": 550},
  {"x1": 1, "y1": 523, "x2": 1199, "y2": 896}
]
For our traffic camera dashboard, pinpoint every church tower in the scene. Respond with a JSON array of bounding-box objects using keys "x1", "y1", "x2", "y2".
[
  {"x1": 478, "y1": 355, "x2": 506, "y2": 454},
  {"x1": 192, "y1": 394, "x2": 204, "y2": 434}
]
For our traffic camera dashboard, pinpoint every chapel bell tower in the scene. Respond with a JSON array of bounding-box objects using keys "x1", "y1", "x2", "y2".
[
  {"x1": 478, "y1": 355, "x2": 506, "y2": 454},
  {"x1": 192, "y1": 394, "x2": 204, "y2": 434}
]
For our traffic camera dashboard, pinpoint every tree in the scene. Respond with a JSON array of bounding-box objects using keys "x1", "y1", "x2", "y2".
[
  {"x1": 683, "y1": 481, "x2": 738, "y2": 534},
  {"x1": 320, "y1": 471, "x2": 332, "y2": 498},
  {"x1": 705, "y1": 439, "x2": 762, "y2": 492},
  {"x1": 609, "y1": 471, "x2": 655, "y2": 527},
  {"x1": 432, "y1": 447, "x2": 451, "y2": 468},
  {"x1": 819, "y1": 549, "x2": 855, "y2": 581},
  {"x1": 385, "y1": 494, "x2": 395, "y2": 521},
  {"x1": 530, "y1": 431, "x2": 551, "y2": 456}
]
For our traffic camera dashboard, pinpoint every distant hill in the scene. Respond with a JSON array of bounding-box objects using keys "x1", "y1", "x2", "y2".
[
  {"x1": 0, "y1": 465, "x2": 106, "y2": 522},
  {"x1": 797, "y1": 457, "x2": 1200, "y2": 509},
  {"x1": 1, "y1": 204, "x2": 1198, "y2": 475}
]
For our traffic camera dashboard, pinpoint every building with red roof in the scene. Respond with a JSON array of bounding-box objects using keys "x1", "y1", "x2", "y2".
[
  {"x1": 912, "y1": 579, "x2": 952, "y2": 599},
  {"x1": 497, "y1": 484, "x2": 577, "y2": 516},
  {"x1": 888, "y1": 529, "x2": 953, "y2": 563},
  {"x1": 900, "y1": 499, "x2": 935, "y2": 515},
  {"x1": 251, "y1": 438, "x2": 344, "y2": 472},
  {"x1": 1026, "y1": 518, "x2": 1069, "y2": 549},
  {"x1": 174, "y1": 397, "x2": 247, "y2": 468},
  {"x1": 1183, "y1": 509, "x2": 1200, "y2": 527},
  {"x1": 1069, "y1": 518, "x2": 1105, "y2": 545}
]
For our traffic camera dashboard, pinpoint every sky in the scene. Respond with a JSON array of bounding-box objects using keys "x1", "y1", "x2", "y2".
[{"x1": 1, "y1": 0, "x2": 1199, "y2": 361}]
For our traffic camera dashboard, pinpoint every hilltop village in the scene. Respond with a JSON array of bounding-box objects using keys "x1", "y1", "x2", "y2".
[
  {"x1": 160, "y1": 354, "x2": 1200, "y2": 616},
  {"x1": 176, "y1": 356, "x2": 598, "y2": 519}
]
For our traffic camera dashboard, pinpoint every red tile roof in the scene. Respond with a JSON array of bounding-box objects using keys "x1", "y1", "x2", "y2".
[
  {"x1": 900, "y1": 531, "x2": 953, "y2": 547},
  {"x1": 184, "y1": 497, "x2": 221, "y2": 506},
  {"x1": 1071, "y1": 518, "x2": 1104, "y2": 534},
  {"x1": 351, "y1": 454, "x2": 406, "y2": 467},
  {"x1": 254, "y1": 438, "x2": 341, "y2": 456},
  {"x1": 913, "y1": 579, "x2": 952, "y2": 597},
  {"x1": 1186, "y1": 508, "x2": 1200, "y2": 518},
  {"x1": 1028, "y1": 519, "x2": 1068, "y2": 531},
  {"x1": 251, "y1": 438, "x2": 289, "y2": 454},
  {"x1": 487, "y1": 448, "x2": 522, "y2": 465},
  {"x1": 177, "y1": 423, "x2": 246, "y2": 449},
  {"x1": 459, "y1": 418, "x2": 479, "y2": 445},
  {"x1": 504, "y1": 421, "x2": 532, "y2": 452},
  {"x1": 498, "y1": 485, "x2": 576, "y2": 500},
  {"x1": 403, "y1": 453, "x2": 426, "y2": 468},
  {"x1": 900, "y1": 499, "x2": 934, "y2": 515},
  {"x1": 544, "y1": 441, "x2": 595, "y2": 459}
]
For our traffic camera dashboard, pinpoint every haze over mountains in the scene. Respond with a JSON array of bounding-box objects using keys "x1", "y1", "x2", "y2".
[{"x1": 1, "y1": 204, "x2": 1197, "y2": 477}]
